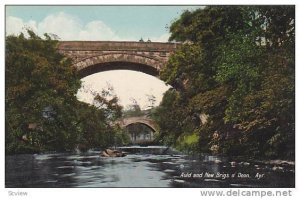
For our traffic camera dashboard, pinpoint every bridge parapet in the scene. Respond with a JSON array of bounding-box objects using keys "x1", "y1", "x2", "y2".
[{"x1": 58, "y1": 41, "x2": 179, "y2": 50}]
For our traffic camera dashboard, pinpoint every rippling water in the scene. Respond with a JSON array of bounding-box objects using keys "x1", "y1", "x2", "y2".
[{"x1": 5, "y1": 146, "x2": 295, "y2": 188}]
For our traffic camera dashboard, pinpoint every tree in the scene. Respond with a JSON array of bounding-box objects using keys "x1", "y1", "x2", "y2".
[
  {"x1": 6, "y1": 31, "x2": 81, "y2": 153},
  {"x1": 123, "y1": 98, "x2": 144, "y2": 117},
  {"x1": 5, "y1": 31, "x2": 127, "y2": 154},
  {"x1": 146, "y1": 94, "x2": 156, "y2": 109},
  {"x1": 155, "y1": 6, "x2": 295, "y2": 159}
]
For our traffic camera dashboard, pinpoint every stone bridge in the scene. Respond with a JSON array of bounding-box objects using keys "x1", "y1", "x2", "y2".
[
  {"x1": 57, "y1": 41, "x2": 180, "y2": 77},
  {"x1": 115, "y1": 115, "x2": 159, "y2": 133}
]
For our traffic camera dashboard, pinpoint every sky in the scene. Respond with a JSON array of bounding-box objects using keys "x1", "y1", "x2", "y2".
[
  {"x1": 6, "y1": 6, "x2": 201, "y2": 41},
  {"x1": 5, "y1": 5, "x2": 201, "y2": 109}
]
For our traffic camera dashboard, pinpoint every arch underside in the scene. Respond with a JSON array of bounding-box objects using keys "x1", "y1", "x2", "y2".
[
  {"x1": 123, "y1": 122, "x2": 158, "y2": 133},
  {"x1": 74, "y1": 53, "x2": 163, "y2": 78},
  {"x1": 78, "y1": 61, "x2": 159, "y2": 78}
]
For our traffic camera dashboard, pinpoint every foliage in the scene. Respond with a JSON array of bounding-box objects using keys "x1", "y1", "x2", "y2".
[
  {"x1": 6, "y1": 31, "x2": 79, "y2": 153},
  {"x1": 155, "y1": 6, "x2": 294, "y2": 159},
  {"x1": 123, "y1": 104, "x2": 144, "y2": 117},
  {"x1": 5, "y1": 31, "x2": 126, "y2": 154},
  {"x1": 175, "y1": 132, "x2": 199, "y2": 154}
]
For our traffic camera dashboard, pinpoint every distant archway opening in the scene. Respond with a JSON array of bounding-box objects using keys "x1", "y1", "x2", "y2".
[{"x1": 124, "y1": 123, "x2": 156, "y2": 144}]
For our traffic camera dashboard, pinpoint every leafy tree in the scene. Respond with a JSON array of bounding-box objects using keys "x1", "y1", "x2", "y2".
[
  {"x1": 5, "y1": 31, "x2": 127, "y2": 154},
  {"x1": 123, "y1": 99, "x2": 144, "y2": 117},
  {"x1": 6, "y1": 31, "x2": 81, "y2": 153},
  {"x1": 155, "y1": 6, "x2": 294, "y2": 159},
  {"x1": 75, "y1": 101, "x2": 122, "y2": 151},
  {"x1": 146, "y1": 94, "x2": 156, "y2": 109}
]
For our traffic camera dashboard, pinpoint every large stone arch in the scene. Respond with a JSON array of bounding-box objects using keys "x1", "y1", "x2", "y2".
[
  {"x1": 58, "y1": 41, "x2": 180, "y2": 77},
  {"x1": 73, "y1": 53, "x2": 163, "y2": 78}
]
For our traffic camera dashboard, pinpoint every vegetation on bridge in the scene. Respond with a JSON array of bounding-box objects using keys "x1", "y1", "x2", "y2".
[{"x1": 154, "y1": 6, "x2": 294, "y2": 159}]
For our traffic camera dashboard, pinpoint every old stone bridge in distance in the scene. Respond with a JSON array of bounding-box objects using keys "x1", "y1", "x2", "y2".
[
  {"x1": 58, "y1": 41, "x2": 179, "y2": 143},
  {"x1": 115, "y1": 115, "x2": 159, "y2": 133},
  {"x1": 115, "y1": 115, "x2": 159, "y2": 144}
]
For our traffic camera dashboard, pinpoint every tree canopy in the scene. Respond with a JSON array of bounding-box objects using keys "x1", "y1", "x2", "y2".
[
  {"x1": 155, "y1": 6, "x2": 295, "y2": 159},
  {"x1": 5, "y1": 31, "x2": 126, "y2": 154}
]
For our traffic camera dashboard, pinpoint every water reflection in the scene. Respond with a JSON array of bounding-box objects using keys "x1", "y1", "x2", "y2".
[{"x1": 5, "y1": 147, "x2": 295, "y2": 188}]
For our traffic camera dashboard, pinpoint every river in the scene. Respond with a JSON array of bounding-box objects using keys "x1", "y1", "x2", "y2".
[{"x1": 5, "y1": 146, "x2": 294, "y2": 188}]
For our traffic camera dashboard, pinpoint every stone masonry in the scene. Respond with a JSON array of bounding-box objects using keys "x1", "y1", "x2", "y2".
[{"x1": 57, "y1": 41, "x2": 180, "y2": 77}]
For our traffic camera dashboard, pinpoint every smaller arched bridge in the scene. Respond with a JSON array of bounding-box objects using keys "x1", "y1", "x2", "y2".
[
  {"x1": 115, "y1": 115, "x2": 159, "y2": 133},
  {"x1": 115, "y1": 115, "x2": 159, "y2": 144}
]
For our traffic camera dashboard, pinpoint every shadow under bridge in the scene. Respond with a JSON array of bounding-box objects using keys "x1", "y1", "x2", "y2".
[{"x1": 114, "y1": 115, "x2": 159, "y2": 144}]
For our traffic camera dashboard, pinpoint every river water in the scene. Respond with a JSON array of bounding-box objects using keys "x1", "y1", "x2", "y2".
[{"x1": 5, "y1": 146, "x2": 294, "y2": 188}]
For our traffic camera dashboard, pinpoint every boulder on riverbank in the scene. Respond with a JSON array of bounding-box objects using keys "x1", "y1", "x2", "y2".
[{"x1": 100, "y1": 149, "x2": 126, "y2": 157}]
